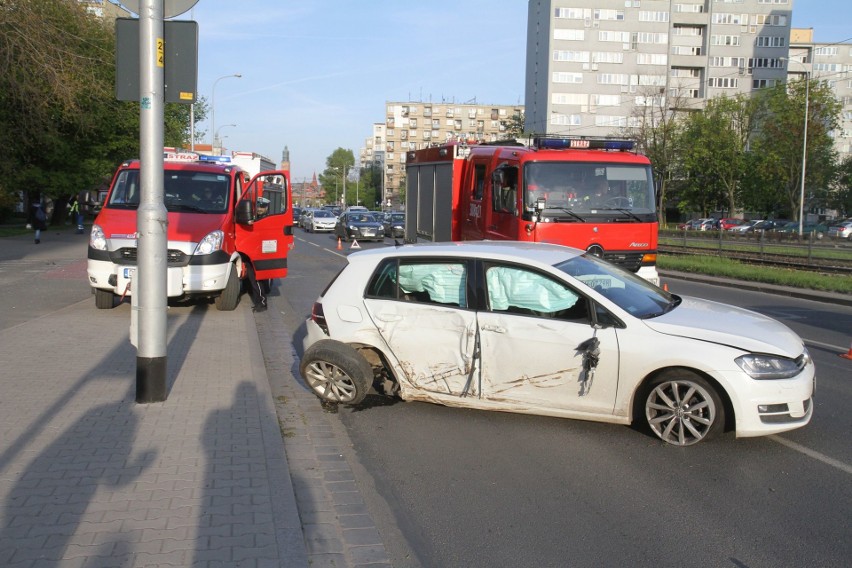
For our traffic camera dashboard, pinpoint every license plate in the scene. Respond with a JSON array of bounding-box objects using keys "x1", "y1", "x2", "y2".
[{"x1": 123, "y1": 268, "x2": 135, "y2": 279}]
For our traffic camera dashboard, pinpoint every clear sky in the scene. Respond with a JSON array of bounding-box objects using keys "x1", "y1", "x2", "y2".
[{"x1": 132, "y1": 1, "x2": 851, "y2": 182}]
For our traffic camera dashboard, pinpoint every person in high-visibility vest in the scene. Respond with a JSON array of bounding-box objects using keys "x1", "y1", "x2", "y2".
[{"x1": 69, "y1": 195, "x2": 84, "y2": 234}]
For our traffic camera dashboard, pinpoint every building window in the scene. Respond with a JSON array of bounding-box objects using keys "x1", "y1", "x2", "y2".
[
  {"x1": 708, "y1": 77, "x2": 739, "y2": 88},
  {"x1": 553, "y1": 71, "x2": 584, "y2": 84},
  {"x1": 554, "y1": 29, "x2": 585, "y2": 41},
  {"x1": 711, "y1": 35, "x2": 741, "y2": 46},
  {"x1": 553, "y1": 50, "x2": 591, "y2": 62}
]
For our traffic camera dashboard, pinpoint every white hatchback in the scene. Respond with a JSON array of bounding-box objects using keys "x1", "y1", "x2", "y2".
[{"x1": 300, "y1": 242, "x2": 814, "y2": 446}]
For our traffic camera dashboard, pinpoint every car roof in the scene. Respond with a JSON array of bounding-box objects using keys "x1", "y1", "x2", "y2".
[{"x1": 346, "y1": 241, "x2": 583, "y2": 266}]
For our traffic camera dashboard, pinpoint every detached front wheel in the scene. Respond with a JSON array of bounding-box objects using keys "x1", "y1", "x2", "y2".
[
  {"x1": 300, "y1": 340, "x2": 372, "y2": 405},
  {"x1": 643, "y1": 371, "x2": 724, "y2": 446}
]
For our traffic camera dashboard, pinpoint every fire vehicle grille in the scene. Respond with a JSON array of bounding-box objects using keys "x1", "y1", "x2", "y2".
[
  {"x1": 601, "y1": 251, "x2": 644, "y2": 273},
  {"x1": 111, "y1": 247, "x2": 189, "y2": 267}
]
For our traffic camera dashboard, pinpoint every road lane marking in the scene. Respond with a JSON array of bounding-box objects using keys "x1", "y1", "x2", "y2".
[
  {"x1": 804, "y1": 338, "x2": 847, "y2": 353},
  {"x1": 769, "y1": 435, "x2": 852, "y2": 475}
]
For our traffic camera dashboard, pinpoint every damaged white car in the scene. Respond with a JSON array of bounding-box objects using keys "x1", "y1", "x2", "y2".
[{"x1": 300, "y1": 242, "x2": 814, "y2": 446}]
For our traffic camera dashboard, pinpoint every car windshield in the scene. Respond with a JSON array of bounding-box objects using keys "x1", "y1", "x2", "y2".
[
  {"x1": 351, "y1": 214, "x2": 374, "y2": 223},
  {"x1": 106, "y1": 168, "x2": 231, "y2": 213},
  {"x1": 555, "y1": 253, "x2": 676, "y2": 319},
  {"x1": 314, "y1": 210, "x2": 333, "y2": 218},
  {"x1": 524, "y1": 162, "x2": 655, "y2": 220},
  {"x1": 390, "y1": 213, "x2": 405, "y2": 222}
]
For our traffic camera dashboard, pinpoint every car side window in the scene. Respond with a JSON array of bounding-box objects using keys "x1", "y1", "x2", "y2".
[
  {"x1": 484, "y1": 263, "x2": 589, "y2": 322},
  {"x1": 366, "y1": 258, "x2": 468, "y2": 308}
]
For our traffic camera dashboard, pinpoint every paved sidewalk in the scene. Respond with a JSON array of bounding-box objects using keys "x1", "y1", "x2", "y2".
[{"x1": 0, "y1": 230, "x2": 309, "y2": 567}]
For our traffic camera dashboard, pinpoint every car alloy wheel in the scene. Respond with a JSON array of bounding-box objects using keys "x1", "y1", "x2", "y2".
[
  {"x1": 644, "y1": 372, "x2": 723, "y2": 446},
  {"x1": 300, "y1": 340, "x2": 372, "y2": 405}
]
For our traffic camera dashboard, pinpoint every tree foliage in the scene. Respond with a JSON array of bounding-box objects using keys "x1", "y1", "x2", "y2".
[
  {"x1": 746, "y1": 79, "x2": 840, "y2": 220},
  {"x1": 319, "y1": 148, "x2": 356, "y2": 207},
  {"x1": 0, "y1": 0, "x2": 197, "y2": 213},
  {"x1": 677, "y1": 94, "x2": 761, "y2": 216},
  {"x1": 625, "y1": 88, "x2": 684, "y2": 223}
]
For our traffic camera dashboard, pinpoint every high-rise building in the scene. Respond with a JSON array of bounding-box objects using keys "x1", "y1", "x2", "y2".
[
  {"x1": 367, "y1": 100, "x2": 524, "y2": 206},
  {"x1": 789, "y1": 28, "x2": 852, "y2": 160},
  {"x1": 525, "y1": 0, "x2": 794, "y2": 137}
]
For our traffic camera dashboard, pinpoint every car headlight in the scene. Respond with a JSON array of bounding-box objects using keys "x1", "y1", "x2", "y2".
[
  {"x1": 348, "y1": 225, "x2": 358, "y2": 231},
  {"x1": 89, "y1": 224, "x2": 107, "y2": 250},
  {"x1": 735, "y1": 352, "x2": 806, "y2": 380},
  {"x1": 194, "y1": 230, "x2": 224, "y2": 255}
]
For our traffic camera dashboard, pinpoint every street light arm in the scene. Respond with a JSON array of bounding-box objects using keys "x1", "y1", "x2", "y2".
[{"x1": 210, "y1": 73, "x2": 242, "y2": 146}]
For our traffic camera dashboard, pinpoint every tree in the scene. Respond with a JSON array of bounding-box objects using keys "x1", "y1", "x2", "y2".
[
  {"x1": 319, "y1": 148, "x2": 356, "y2": 207},
  {"x1": 831, "y1": 155, "x2": 852, "y2": 217},
  {"x1": 677, "y1": 94, "x2": 762, "y2": 217},
  {"x1": 0, "y1": 0, "x2": 197, "y2": 215},
  {"x1": 505, "y1": 111, "x2": 526, "y2": 139},
  {"x1": 624, "y1": 88, "x2": 686, "y2": 224},
  {"x1": 747, "y1": 79, "x2": 840, "y2": 220}
]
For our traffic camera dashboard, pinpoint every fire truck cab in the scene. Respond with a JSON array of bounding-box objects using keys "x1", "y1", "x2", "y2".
[
  {"x1": 87, "y1": 152, "x2": 294, "y2": 309},
  {"x1": 405, "y1": 137, "x2": 659, "y2": 284}
]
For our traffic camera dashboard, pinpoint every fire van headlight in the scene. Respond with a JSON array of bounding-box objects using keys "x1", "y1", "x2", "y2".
[
  {"x1": 89, "y1": 224, "x2": 107, "y2": 250},
  {"x1": 735, "y1": 352, "x2": 804, "y2": 380},
  {"x1": 194, "y1": 230, "x2": 224, "y2": 255}
]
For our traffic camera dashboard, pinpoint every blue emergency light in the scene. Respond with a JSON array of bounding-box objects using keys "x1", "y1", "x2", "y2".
[
  {"x1": 534, "y1": 137, "x2": 635, "y2": 151},
  {"x1": 198, "y1": 154, "x2": 232, "y2": 163}
]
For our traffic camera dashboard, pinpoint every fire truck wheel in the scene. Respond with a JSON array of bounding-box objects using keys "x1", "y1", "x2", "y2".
[
  {"x1": 300, "y1": 340, "x2": 371, "y2": 405},
  {"x1": 95, "y1": 288, "x2": 115, "y2": 309},
  {"x1": 215, "y1": 265, "x2": 240, "y2": 311}
]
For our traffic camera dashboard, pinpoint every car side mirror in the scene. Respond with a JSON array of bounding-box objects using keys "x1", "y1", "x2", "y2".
[{"x1": 236, "y1": 199, "x2": 253, "y2": 225}]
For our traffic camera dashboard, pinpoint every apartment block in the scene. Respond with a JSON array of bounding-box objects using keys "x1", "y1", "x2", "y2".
[
  {"x1": 789, "y1": 28, "x2": 852, "y2": 159},
  {"x1": 365, "y1": 101, "x2": 524, "y2": 205},
  {"x1": 525, "y1": 0, "x2": 794, "y2": 137}
]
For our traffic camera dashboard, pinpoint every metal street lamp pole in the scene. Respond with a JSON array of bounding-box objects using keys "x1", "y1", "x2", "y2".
[
  {"x1": 210, "y1": 73, "x2": 241, "y2": 145},
  {"x1": 214, "y1": 124, "x2": 236, "y2": 155},
  {"x1": 783, "y1": 57, "x2": 809, "y2": 236}
]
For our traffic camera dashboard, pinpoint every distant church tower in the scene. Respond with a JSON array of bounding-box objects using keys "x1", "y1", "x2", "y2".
[{"x1": 280, "y1": 146, "x2": 290, "y2": 173}]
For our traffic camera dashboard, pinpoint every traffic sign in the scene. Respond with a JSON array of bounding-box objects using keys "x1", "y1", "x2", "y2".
[{"x1": 119, "y1": 0, "x2": 199, "y2": 19}]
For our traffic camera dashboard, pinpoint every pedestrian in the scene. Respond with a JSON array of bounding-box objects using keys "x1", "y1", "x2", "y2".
[
  {"x1": 69, "y1": 195, "x2": 84, "y2": 234},
  {"x1": 244, "y1": 261, "x2": 268, "y2": 312},
  {"x1": 32, "y1": 202, "x2": 47, "y2": 244}
]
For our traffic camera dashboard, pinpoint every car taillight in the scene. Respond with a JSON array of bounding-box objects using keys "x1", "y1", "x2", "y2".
[{"x1": 311, "y1": 301, "x2": 329, "y2": 335}]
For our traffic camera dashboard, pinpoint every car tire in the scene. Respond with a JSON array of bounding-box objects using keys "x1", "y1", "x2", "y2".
[
  {"x1": 215, "y1": 265, "x2": 240, "y2": 311},
  {"x1": 641, "y1": 370, "x2": 724, "y2": 446},
  {"x1": 300, "y1": 340, "x2": 372, "y2": 405},
  {"x1": 95, "y1": 288, "x2": 115, "y2": 309}
]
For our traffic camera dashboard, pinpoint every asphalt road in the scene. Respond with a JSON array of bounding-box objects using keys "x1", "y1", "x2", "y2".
[
  {"x1": 275, "y1": 228, "x2": 852, "y2": 568},
  {"x1": 5, "y1": 227, "x2": 849, "y2": 568}
]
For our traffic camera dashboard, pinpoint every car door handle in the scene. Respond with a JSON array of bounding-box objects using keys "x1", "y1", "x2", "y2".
[{"x1": 481, "y1": 324, "x2": 506, "y2": 333}]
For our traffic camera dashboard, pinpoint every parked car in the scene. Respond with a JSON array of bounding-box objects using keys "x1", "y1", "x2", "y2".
[
  {"x1": 775, "y1": 221, "x2": 828, "y2": 238},
  {"x1": 306, "y1": 209, "x2": 338, "y2": 232},
  {"x1": 827, "y1": 220, "x2": 852, "y2": 239},
  {"x1": 300, "y1": 242, "x2": 814, "y2": 447},
  {"x1": 382, "y1": 212, "x2": 406, "y2": 238},
  {"x1": 717, "y1": 218, "x2": 746, "y2": 230},
  {"x1": 334, "y1": 211, "x2": 385, "y2": 242},
  {"x1": 678, "y1": 218, "x2": 715, "y2": 231},
  {"x1": 729, "y1": 219, "x2": 764, "y2": 233}
]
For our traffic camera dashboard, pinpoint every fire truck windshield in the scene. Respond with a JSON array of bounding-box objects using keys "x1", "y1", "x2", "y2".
[{"x1": 524, "y1": 162, "x2": 655, "y2": 220}]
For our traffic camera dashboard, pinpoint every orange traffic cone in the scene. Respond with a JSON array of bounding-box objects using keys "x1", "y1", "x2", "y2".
[
  {"x1": 663, "y1": 283, "x2": 669, "y2": 292},
  {"x1": 840, "y1": 342, "x2": 852, "y2": 360},
  {"x1": 350, "y1": 239, "x2": 361, "y2": 249},
  {"x1": 336, "y1": 237, "x2": 342, "y2": 250}
]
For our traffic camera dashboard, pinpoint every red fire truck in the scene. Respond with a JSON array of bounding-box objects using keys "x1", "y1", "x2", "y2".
[
  {"x1": 404, "y1": 137, "x2": 659, "y2": 284},
  {"x1": 87, "y1": 151, "x2": 294, "y2": 309}
]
